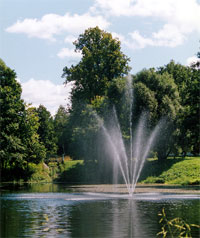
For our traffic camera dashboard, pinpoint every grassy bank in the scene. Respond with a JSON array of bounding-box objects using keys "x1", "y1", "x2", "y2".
[
  {"x1": 140, "y1": 156, "x2": 200, "y2": 185},
  {"x1": 26, "y1": 156, "x2": 200, "y2": 185},
  {"x1": 27, "y1": 160, "x2": 96, "y2": 183}
]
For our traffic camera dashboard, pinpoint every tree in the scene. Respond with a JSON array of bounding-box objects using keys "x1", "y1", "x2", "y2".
[
  {"x1": 133, "y1": 68, "x2": 181, "y2": 161},
  {"x1": 62, "y1": 27, "x2": 131, "y2": 105},
  {"x1": 191, "y1": 50, "x2": 200, "y2": 69},
  {"x1": 158, "y1": 61, "x2": 200, "y2": 155},
  {"x1": 0, "y1": 59, "x2": 26, "y2": 175},
  {"x1": 0, "y1": 60, "x2": 47, "y2": 181},
  {"x1": 22, "y1": 106, "x2": 46, "y2": 164},
  {"x1": 62, "y1": 27, "x2": 131, "y2": 162},
  {"x1": 54, "y1": 105, "x2": 69, "y2": 156},
  {"x1": 188, "y1": 64, "x2": 200, "y2": 154},
  {"x1": 36, "y1": 105, "x2": 57, "y2": 159}
]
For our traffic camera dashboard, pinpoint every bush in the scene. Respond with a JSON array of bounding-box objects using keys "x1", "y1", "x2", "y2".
[
  {"x1": 27, "y1": 163, "x2": 51, "y2": 182},
  {"x1": 157, "y1": 208, "x2": 200, "y2": 238},
  {"x1": 143, "y1": 176, "x2": 165, "y2": 184}
]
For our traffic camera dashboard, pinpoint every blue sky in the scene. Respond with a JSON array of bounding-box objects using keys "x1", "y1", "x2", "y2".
[{"x1": 1, "y1": 0, "x2": 200, "y2": 115}]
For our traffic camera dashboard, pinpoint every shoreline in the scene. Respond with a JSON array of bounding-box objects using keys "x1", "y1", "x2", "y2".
[
  {"x1": 65, "y1": 183, "x2": 200, "y2": 194},
  {"x1": 0, "y1": 182, "x2": 199, "y2": 194}
]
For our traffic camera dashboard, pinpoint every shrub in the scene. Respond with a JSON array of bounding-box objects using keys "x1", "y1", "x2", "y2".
[{"x1": 157, "y1": 208, "x2": 200, "y2": 238}]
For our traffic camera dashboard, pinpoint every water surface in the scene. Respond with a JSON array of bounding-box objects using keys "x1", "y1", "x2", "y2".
[{"x1": 0, "y1": 184, "x2": 199, "y2": 238}]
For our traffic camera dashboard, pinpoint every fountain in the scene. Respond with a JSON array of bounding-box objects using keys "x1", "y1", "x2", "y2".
[{"x1": 95, "y1": 76, "x2": 162, "y2": 196}]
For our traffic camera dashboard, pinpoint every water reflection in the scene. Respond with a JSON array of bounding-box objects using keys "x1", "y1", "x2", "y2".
[{"x1": 0, "y1": 187, "x2": 200, "y2": 237}]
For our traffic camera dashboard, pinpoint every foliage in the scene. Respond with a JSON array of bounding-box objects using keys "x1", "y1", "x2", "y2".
[
  {"x1": 54, "y1": 105, "x2": 70, "y2": 156},
  {"x1": 133, "y1": 68, "x2": 181, "y2": 160},
  {"x1": 0, "y1": 59, "x2": 46, "y2": 181},
  {"x1": 190, "y1": 49, "x2": 200, "y2": 69},
  {"x1": 36, "y1": 105, "x2": 57, "y2": 158},
  {"x1": 185, "y1": 63, "x2": 200, "y2": 155},
  {"x1": 27, "y1": 162, "x2": 51, "y2": 183},
  {"x1": 157, "y1": 208, "x2": 200, "y2": 238},
  {"x1": 23, "y1": 106, "x2": 46, "y2": 164},
  {"x1": 158, "y1": 60, "x2": 200, "y2": 155},
  {"x1": 1, "y1": 35, "x2": 199, "y2": 182},
  {"x1": 67, "y1": 103, "x2": 101, "y2": 161},
  {"x1": 62, "y1": 27, "x2": 131, "y2": 162},
  {"x1": 62, "y1": 26, "x2": 130, "y2": 104},
  {"x1": 0, "y1": 59, "x2": 26, "y2": 172}
]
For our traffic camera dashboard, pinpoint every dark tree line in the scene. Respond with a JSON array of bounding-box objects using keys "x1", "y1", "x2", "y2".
[{"x1": 0, "y1": 27, "x2": 199, "y2": 181}]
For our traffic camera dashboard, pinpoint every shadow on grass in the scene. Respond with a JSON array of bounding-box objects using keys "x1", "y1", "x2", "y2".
[
  {"x1": 55, "y1": 157, "x2": 199, "y2": 185},
  {"x1": 139, "y1": 157, "x2": 185, "y2": 183},
  {"x1": 55, "y1": 161, "x2": 100, "y2": 184}
]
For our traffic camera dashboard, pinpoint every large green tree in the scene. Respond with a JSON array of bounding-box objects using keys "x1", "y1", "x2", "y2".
[
  {"x1": 133, "y1": 68, "x2": 181, "y2": 161},
  {"x1": 62, "y1": 27, "x2": 131, "y2": 105},
  {"x1": 0, "y1": 59, "x2": 26, "y2": 174},
  {"x1": 62, "y1": 27, "x2": 131, "y2": 162},
  {"x1": 0, "y1": 60, "x2": 47, "y2": 180},
  {"x1": 54, "y1": 105, "x2": 69, "y2": 156},
  {"x1": 36, "y1": 105, "x2": 57, "y2": 159},
  {"x1": 22, "y1": 106, "x2": 46, "y2": 164},
  {"x1": 158, "y1": 60, "x2": 200, "y2": 155}
]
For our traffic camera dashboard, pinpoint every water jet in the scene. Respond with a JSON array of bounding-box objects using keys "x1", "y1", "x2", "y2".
[{"x1": 96, "y1": 77, "x2": 162, "y2": 196}]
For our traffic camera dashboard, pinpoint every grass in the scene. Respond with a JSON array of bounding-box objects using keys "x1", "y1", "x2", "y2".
[
  {"x1": 55, "y1": 160, "x2": 99, "y2": 183},
  {"x1": 140, "y1": 157, "x2": 200, "y2": 185},
  {"x1": 26, "y1": 156, "x2": 200, "y2": 185},
  {"x1": 55, "y1": 156, "x2": 200, "y2": 185}
]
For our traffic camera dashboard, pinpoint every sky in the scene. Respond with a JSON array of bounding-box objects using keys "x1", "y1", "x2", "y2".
[{"x1": 1, "y1": 0, "x2": 200, "y2": 115}]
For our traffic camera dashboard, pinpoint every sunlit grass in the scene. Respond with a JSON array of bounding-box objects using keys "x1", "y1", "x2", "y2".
[{"x1": 141, "y1": 157, "x2": 200, "y2": 185}]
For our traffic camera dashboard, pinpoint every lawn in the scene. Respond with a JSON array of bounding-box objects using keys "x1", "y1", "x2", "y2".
[
  {"x1": 140, "y1": 157, "x2": 200, "y2": 185},
  {"x1": 27, "y1": 156, "x2": 200, "y2": 185}
]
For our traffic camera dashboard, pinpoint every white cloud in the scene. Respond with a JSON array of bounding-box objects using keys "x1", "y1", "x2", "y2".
[
  {"x1": 128, "y1": 24, "x2": 185, "y2": 49},
  {"x1": 90, "y1": 0, "x2": 133, "y2": 17},
  {"x1": 64, "y1": 35, "x2": 77, "y2": 44},
  {"x1": 57, "y1": 48, "x2": 82, "y2": 59},
  {"x1": 6, "y1": 13, "x2": 110, "y2": 41},
  {"x1": 21, "y1": 78, "x2": 72, "y2": 115},
  {"x1": 129, "y1": 31, "x2": 154, "y2": 49},
  {"x1": 111, "y1": 32, "x2": 126, "y2": 42},
  {"x1": 92, "y1": 0, "x2": 200, "y2": 25},
  {"x1": 152, "y1": 24, "x2": 185, "y2": 47},
  {"x1": 16, "y1": 77, "x2": 21, "y2": 83},
  {"x1": 186, "y1": 55, "x2": 200, "y2": 66},
  {"x1": 92, "y1": 0, "x2": 200, "y2": 48}
]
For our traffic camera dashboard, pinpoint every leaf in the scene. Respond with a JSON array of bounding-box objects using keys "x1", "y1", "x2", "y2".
[
  {"x1": 174, "y1": 224, "x2": 185, "y2": 230},
  {"x1": 190, "y1": 224, "x2": 200, "y2": 228},
  {"x1": 180, "y1": 231, "x2": 186, "y2": 235},
  {"x1": 185, "y1": 223, "x2": 191, "y2": 231}
]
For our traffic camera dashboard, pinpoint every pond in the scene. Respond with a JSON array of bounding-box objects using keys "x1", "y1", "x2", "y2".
[{"x1": 0, "y1": 183, "x2": 200, "y2": 238}]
